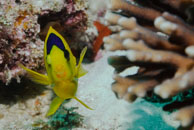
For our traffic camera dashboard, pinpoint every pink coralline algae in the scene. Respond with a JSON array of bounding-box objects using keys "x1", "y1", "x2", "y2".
[{"x1": 0, "y1": 0, "x2": 95, "y2": 84}]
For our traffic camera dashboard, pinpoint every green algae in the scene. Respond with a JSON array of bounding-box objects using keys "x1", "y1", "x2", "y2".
[
  {"x1": 123, "y1": 99, "x2": 177, "y2": 130},
  {"x1": 33, "y1": 106, "x2": 83, "y2": 130},
  {"x1": 144, "y1": 88, "x2": 194, "y2": 112}
]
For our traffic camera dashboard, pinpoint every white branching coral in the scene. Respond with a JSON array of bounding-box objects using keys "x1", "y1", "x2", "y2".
[{"x1": 104, "y1": 0, "x2": 194, "y2": 128}]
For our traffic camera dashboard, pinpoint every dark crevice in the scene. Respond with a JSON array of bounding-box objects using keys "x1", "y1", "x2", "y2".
[
  {"x1": 0, "y1": 77, "x2": 47, "y2": 105},
  {"x1": 15, "y1": 0, "x2": 21, "y2": 4}
]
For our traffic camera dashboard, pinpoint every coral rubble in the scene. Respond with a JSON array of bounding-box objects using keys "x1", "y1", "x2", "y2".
[
  {"x1": 104, "y1": 0, "x2": 194, "y2": 128},
  {"x1": 0, "y1": 0, "x2": 97, "y2": 84}
]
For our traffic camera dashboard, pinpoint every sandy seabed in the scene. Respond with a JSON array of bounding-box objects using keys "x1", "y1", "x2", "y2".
[{"x1": 0, "y1": 50, "x2": 179, "y2": 130}]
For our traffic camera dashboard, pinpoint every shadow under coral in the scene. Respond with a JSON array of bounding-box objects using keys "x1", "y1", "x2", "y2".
[
  {"x1": 0, "y1": 77, "x2": 48, "y2": 105},
  {"x1": 145, "y1": 88, "x2": 194, "y2": 112}
]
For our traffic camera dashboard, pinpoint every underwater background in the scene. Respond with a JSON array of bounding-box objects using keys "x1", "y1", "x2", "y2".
[{"x1": 1, "y1": 0, "x2": 194, "y2": 129}]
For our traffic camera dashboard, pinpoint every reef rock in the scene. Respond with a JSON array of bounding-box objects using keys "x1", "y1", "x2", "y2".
[{"x1": 0, "y1": 0, "x2": 96, "y2": 84}]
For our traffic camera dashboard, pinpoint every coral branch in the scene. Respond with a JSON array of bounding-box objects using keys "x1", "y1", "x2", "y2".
[
  {"x1": 155, "y1": 15, "x2": 194, "y2": 46},
  {"x1": 112, "y1": 75, "x2": 137, "y2": 102},
  {"x1": 162, "y1": 12, "x2": 191, "y2": 29},
  {"x1": 128, "y1": 80, "x2": 158, "y2": 97},
  {"x1": 110, "y1": 0, "x2": 161, "y2": 21},
  {"x1": 154, "y1": 68, "x2": 194, "y2": 98},
  {"x1": 186, "y1": 45, "x2": 194, "y2": 58},
  {"x1": 172, "y1": 105, "x2": 194, "y2": 127},
  {"x1": 105, "y1": 12, "x2": 182, "y2": 51}
]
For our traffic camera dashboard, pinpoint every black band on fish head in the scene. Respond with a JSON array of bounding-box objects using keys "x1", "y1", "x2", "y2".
[{"x1": 46, "y1": 33, "x2": 70, "y2": 61}]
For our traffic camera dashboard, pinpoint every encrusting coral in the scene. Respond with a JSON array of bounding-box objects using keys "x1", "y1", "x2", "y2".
[
  {"x1": 0, "y1": 0, "x2": 98, "y2": 84},
  {"x1": 104, "y1": 0, "x2": 194, "y2": 128}
]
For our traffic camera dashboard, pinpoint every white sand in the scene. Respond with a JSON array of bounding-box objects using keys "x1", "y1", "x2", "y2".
[{"x1": 65, "y1": 51, "x2": 133, "y2": 129}]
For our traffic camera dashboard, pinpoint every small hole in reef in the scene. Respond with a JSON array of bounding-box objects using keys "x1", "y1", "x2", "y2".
[{"x1": 15, "y1": 0, "x2": 21, "y2": 4}]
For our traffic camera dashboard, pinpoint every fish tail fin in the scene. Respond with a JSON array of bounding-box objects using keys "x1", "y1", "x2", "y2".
[
  {"x1": 19, "y1": 64, "x2": 51, "y2": 85},
  {"x1": 46, "y1": 97, "x2": 64, "y2": 116},
  {"x1": 73, "y1": 96, "x2": 93, "y2": 110},
  {"x1": 76, "y1": 47, "x2": 88, "y2": 78}
]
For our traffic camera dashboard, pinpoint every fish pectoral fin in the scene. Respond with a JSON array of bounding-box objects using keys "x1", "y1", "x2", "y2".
[
  {"x1": 73, "y1": 97, "x2": 93, "y2": 110},
  {"x1": 77, "y1": 65, "x2": 88, "y2": 78},
  {"x1": 78, "y1": 47, "x2": 87, "y2": 67},
  {"x1": 46, "y1": 96, "x2": 64, "y2": 116},
  {"x1": 19, "y1": 64, "x2": 51, "y2": 85},
  {"x1": 76, "y1": 47, "x2": 87, "y2": 77}
]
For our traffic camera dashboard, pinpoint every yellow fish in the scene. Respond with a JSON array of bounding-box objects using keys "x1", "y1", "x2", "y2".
[{"x1": 20, "y1": 26, "x2": 92, "y2": 116}]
